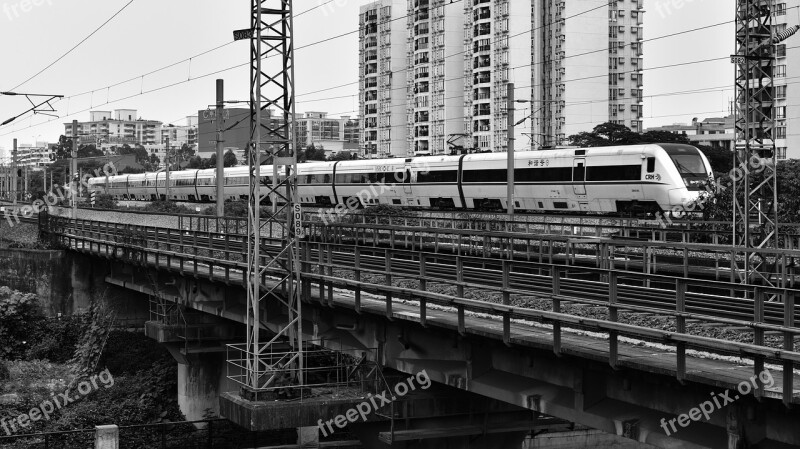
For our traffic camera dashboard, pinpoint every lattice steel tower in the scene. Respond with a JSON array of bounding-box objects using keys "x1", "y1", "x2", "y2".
[
  {"x1": 733, "y1": 0, "x2": 781, "y2": 285},
  {"x1": 243, "y1": 0, "x2": 303, "y2": 394}
]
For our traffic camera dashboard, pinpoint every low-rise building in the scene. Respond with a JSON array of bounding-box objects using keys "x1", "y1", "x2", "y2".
[
  {"x1": 64, "y1": 109, "x2": 162, "y2": 149},
  {"x1": 645, "y1": 115, "x2": 736, "y2": 151}
]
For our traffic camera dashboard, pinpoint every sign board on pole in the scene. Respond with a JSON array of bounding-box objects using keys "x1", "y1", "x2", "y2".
[
  {"x1": 293, "y1": 203, "x2": 304, "y2": 238},
  {"x1": 233, "y1": 29, "x2": 254, "y2": 41}
]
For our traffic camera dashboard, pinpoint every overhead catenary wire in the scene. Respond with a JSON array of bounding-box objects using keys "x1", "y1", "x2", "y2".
[{"x1": 5, "y1": 0, "x2": 137, "y2": 93}]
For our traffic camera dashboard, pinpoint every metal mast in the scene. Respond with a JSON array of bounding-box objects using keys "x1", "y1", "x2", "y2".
[
  {"x1": 244, "y1": 0, "x2": 303, "y2": 394},
  {"x1": 732, "y1": 0, "x2": 780, "y2": 285}
]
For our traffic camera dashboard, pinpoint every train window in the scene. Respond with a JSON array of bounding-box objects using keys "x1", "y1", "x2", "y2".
[
  {"x1": 511, "y1": 167, "x2": 572, "y2": 183},
  {"x1": 416, "y1": 170, "x2": 457, "y2": 183},
  {"x1": 647, "y1": 157, "x2": 655, "y2": 173},
  {"x1": 586, "y1": 165, "x2": 641, "y2": 181},
  {"x1": 553, "y1": 201, "x2": 569, "y2": 209},
  {"x1": 573, "y1": 163, "x2": 585, "y2": 182}
]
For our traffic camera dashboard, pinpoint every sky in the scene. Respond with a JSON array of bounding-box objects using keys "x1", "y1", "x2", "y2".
[{"x1": 0, "y1": 0, "x2": 734, "y2": 158}]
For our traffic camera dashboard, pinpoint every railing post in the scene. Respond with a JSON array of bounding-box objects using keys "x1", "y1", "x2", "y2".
[
  {"x1": 419, "y1": 253, "x2": 427, "y2": 328},
  {"x1": 608, "y1": 271, "x2": 618, "y2": 369},
  {"x1": 753, "y1": 287, "x2": 765, "y2": 400},
  {"x1": 676, "y1": 278, "x2": 686, "y2": 385},
  {"x1": 354, "y1": 246, "x2": 361, "y2": 314},
  {"x1": 783, "y1": 289, "x2": 794, "y2": 407},
  {"x1": 552, "y1": 266, "x2": 561, "y2": 357},
  {"x1": 502, "y1": 260, "x2": 510, "y2": 306}
]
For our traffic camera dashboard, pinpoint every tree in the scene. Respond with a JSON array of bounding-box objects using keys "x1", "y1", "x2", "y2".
[
  {"x1": 187, "y1": 155, "x2": 204, "y2": 169},
  {"x1": 176, "y1": 143, "x2": 196, "y2": 162},
  {"x1": 77, "y1": 144, "x2": 103, "y2": 158},
  {"x1": 223, "y1": 150, "x2": 238, "y2": 167},
  {"x1": 329, "y1": 151, "x2": 356, "y2": 161},
  {"x1": 696, "y1": 145, "x2": 733, "y2": 174},
  {"x1": 567, "y1": 122, "x2": 641, "y2": 147},
  {"x1": 300, "y1": 144, "x2": 327, "y2": 162},
  {"x1": 568, "y1": 131, "x2": 608, "y2": 148},
  {"x1": 638, "y1": 130, "x2": 691, "y2": 144},
  {"x1": 51, "y1": 135, "x2": 73, "y2": 160}
]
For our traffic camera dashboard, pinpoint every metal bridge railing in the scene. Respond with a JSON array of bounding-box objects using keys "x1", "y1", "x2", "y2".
[{"x1": 41, "y1": 216, "x2": 800, "y2": 405}]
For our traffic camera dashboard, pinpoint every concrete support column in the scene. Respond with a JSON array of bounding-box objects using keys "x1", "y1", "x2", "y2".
[
  {"x1": 178, "y1": 352, "x2": 234, "y2": 422},
  {"x1": 94, "y1": 425, "x2": 118, "y2": 449}
]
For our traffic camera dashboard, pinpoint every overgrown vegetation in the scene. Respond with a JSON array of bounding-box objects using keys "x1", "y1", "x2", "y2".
[
  {"x1": 0, "y1": 290, "x2": 184, "y2": 445},
  {"x1": 0, "y1": 287, "x2": 43, "y2": 359}
]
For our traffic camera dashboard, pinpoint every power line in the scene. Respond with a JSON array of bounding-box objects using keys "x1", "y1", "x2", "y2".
[{"x1": 6, "y1": 0, "x2": 136, "y2": 92}]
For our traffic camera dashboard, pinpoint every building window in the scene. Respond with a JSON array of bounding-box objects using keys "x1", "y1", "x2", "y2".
[
  {"x1": 777, "y1": 147, "x2": 787, "y2": 159},
  {"x1": 776, "y1": 127, "x2": 787, "y2": 139}
]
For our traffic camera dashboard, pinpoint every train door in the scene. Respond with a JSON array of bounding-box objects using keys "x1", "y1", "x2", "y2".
[{"x1": 572, "y1": 158, "x2": 586, "y2": 196}]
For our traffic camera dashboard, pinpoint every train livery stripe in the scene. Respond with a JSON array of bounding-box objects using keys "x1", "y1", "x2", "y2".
[
  {"x1": 332, "y1": 161, "x2": 341, "y2": 204},
  {"x1": 194, "y1": 171, "x2": 200, "y2": 200},
  {"x1": 457, "y1": 155, "x2": 467, "y2": 209}
]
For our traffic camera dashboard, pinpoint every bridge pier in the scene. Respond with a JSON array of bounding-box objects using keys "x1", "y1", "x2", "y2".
[{"x1": 176, "y1": 352, "x2": 235, "y2": 422}]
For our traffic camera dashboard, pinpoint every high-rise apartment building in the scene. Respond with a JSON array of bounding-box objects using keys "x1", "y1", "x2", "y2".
[
  {"x1": 359, "y1": 0, "x2": 644, "y2": 154},
  {"x1": 359, "y1": 0, "x2": 408, "y2": 158},
  {"x1": 407, "y1": 0, "x2": 464, "y2": 156},
  {"x1": 773, "y1": 0, "x2": 798, "y2": 159},
  {"x1": 462, "y1": 0, "x2": 533, "y2": 152},
  {"x1": 534, "y1": 0, "x2": 643, "y2": 147}
]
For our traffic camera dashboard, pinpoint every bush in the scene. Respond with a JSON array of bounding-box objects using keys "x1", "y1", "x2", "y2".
[
  {"x1": 0, "y1": 359, "x2": 9, "y2": 381},
  {"x1": 94, "y1": 193, "x2": 117, "y2": 209},
  {"x1": 0, "y1": 287, "x2": 43, "y2": 359},
  {"x1": 140, "y1": 201, "x2": 196, "y2": 215},
  {"x1": 98, "y1": 331, "x2": 172, "y2": 377},
  {"x1": 25, "y1": 315, "x2": 88, "y2": 363}
]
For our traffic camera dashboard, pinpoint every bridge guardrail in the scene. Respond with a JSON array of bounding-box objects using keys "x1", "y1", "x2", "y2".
[{"x1": 41, "y1": 216, "x2": 800, "y2": 405}]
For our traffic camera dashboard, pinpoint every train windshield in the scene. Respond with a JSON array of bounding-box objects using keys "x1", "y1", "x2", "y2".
[{"x1": 664, "y1": 146, "x2": 708, "y2": 191}]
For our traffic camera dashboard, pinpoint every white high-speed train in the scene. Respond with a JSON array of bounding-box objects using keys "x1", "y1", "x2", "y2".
[{"x1": 87, "y1": 144, "x2": 713, "y2": 214}]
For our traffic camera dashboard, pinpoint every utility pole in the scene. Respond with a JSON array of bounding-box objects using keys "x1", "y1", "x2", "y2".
[
  {"x1": 72, "y1": 120, "x2": 78, "y2": 219},
  {"x1": 11, "y1": 139, "x2": 17, "y2": 205},
  {"x1": 165, "y1": 137, "x2": 170, "y2": 201},
  {"x1": 24, "y1": 166, "x2": 28, "y2": 200},
  {"x1": 506, "y1": 83, "x2": 515, "y2": 219},
  {"x1": 216, "y1": 79, "x2": 225, "y2": 217}
]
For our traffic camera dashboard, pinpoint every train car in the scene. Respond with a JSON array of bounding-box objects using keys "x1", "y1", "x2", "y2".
[
  {"x1": 410, "y1": 156, "x2": 463, "y2": 209},
  {"x1": 459, "y1": 144, "x2": 712, "y2": 213}
]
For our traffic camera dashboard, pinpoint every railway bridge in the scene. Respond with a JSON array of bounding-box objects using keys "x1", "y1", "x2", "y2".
[{"x1": 36, "y1": 206, "x2": 800, "y2": 449}]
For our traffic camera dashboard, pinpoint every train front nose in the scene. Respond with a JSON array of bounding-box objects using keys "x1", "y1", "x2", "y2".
[{"x1": 668, "y1": 188, "x2": 704, "y2": 211}]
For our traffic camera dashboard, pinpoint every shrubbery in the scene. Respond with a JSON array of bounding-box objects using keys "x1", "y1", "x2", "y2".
[{"x1": 0, "y1": 287, "x2": 43, "y2": 359}]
